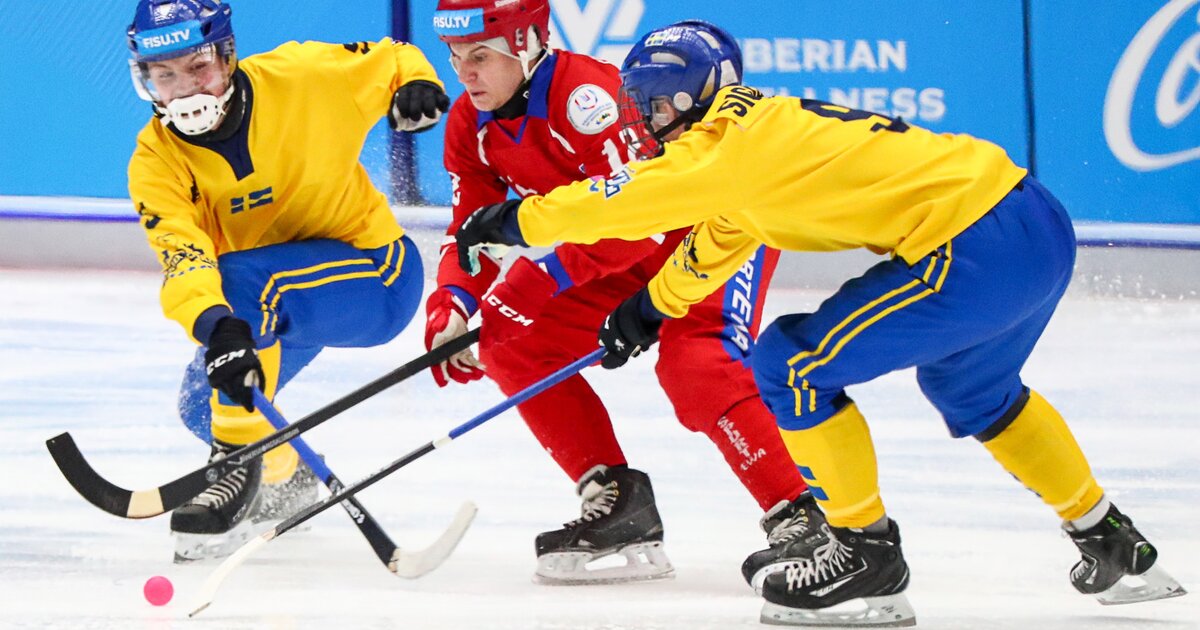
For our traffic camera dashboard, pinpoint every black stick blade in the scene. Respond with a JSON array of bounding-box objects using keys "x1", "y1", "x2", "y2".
[{"x1": 46, "y1": 432, "x2": 164, "y2": 518}]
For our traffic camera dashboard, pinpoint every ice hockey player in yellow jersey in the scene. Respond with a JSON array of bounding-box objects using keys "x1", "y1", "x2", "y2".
[
  {"x1": 126, "y1": 0, "x2": 448, "y2": 560},
  {"x1": 454, "y1": 19, "x2": 1185, "y2": 627}
]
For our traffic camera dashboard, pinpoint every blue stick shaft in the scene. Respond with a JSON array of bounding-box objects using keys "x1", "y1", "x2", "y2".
[
  {"x1": 252, "y1": 389, "x2": 335, "y2": 483},
  {"x1": 249, "y1": 388, "x2": 403, "y2": 565},
  {"x1": 265, "y1": 346, "x2": 606, "y2": 540},
  {"x1": 447, "y1": 348, "x2": 604, "y2": 440}
]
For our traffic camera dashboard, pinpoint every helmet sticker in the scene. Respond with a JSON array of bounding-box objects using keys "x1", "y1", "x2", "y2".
[
  {"x1": 433, "y1": 9, "x2": 486, "y2": 38},
  {"x1": 136, "y1": 20, "x2": 202, "y2": 55},
  {"x1": 567, "y1": 84, "x2": 618, "y2": 135}
]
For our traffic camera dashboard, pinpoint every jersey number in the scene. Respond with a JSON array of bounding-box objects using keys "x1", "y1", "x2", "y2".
[
  {"x1": 801, "y1": 100, "x2": 910, "y2": 133},
  {"x1": 601, "y1": 138, "x2": 633, "y2": 175}
]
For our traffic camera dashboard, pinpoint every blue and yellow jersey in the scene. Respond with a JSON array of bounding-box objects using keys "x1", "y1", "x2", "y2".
[
  {"x1": 517, "y1": 86, "x2": 1027, "y2": 317},
  {"x1": 129, "y1": 38, "x2": 440, "y2": 340}
]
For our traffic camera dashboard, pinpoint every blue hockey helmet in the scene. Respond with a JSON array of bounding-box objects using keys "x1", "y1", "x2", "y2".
[
  {"x1": 617, "y1": 20, "x2": 742, "y2": 159},
  {"x1": 128, "y1": 0, "x2": 234, "y2": 64},
  {"x1": 127, "y1": 0, "x2": 238, "y2": 133}
]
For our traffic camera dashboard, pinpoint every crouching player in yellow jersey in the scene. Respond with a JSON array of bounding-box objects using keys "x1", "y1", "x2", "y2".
[
  {"x1": 455, "y1": 20, "x2": 1187, "y2": 627},
  {"x1": 125, "y1": 0, "x2": 449, "y2": 561}
]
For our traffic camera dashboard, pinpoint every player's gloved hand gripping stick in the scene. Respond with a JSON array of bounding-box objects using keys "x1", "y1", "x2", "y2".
[
  {"x1": 597, "y1": 287, "x2": 667, "y2": 369},
  {"x1": 425, "y1": 289, "x2": 486, "y2": 387},
  {"x1": 190, "y1": 347, "x2": 608, "y2": 617},
  {"x1": 45, "y1": 331, "x2": 480, "y2": 519},
  {"x1": 455, "y1": 199, "x2": 524, "y2": 276},
  {"x1": 203, "y1": 316, "x2": 264, "y2": 411}
]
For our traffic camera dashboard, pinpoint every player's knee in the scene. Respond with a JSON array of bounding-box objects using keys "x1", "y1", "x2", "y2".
[
  {"x1": 918, "y1": 369, "x2": 1028, "y2": 439},
  {"x1": 477, "y1": 342, "x2": 553, "y2": 391},
  {"x1": 654, "y1": 363, "x2": 718, "y2": 433},
  {"x1": 973, "y1": 388, "x2": 1032, "y2": 442},
  {"x1": 477, "y1": 344, "x2": 516, "y2": 382},
  {"x1": 751, "y1": 320, "x2": 800, "y2": 393}
]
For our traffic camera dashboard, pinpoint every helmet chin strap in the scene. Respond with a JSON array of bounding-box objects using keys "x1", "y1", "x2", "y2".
[
  {"x1": 650, "y1": 106, "x2": 706, "y2": 145},
  {"x1": 158, "y1": 81, "x2": 236, "y2": 136},
  {"x1": 517, "y1": 27, "x2": 550, "y2": 80}
]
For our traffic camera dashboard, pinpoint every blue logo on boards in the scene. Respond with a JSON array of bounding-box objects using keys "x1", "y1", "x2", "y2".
[
  {"x1": 231, "y1": 187, "x2": 273, "y2": 214},
  {"x1": 432, "y1": 9, "x2": 485, "y2": 37}
]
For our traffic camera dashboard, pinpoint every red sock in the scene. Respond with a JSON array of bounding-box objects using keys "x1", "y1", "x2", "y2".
[
  {"x1": 508, "y1": 374, "x2": 626, "y2": 481},
  {"x1": 704, "y1": 397, "x2": 808, "y2": 510}
]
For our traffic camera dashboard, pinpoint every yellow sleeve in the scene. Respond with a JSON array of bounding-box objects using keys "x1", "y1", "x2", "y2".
[
  {"x1": 128, "y1": 142, "x2": 228, "y2": 343},
  {"x1": 647, "y1": 216, "x2": 763, "y2": 318},
  {"x1": 517, "y1": 126, "x2": 735, "y2": 247},
  {"x1": 326, "y1": 38, "x2": 443, "y2": 124}
]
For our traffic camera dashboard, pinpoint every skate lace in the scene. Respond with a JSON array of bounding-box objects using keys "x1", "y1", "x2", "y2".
[
  {"x1": 565, "y1": 481, "x2": 619, "y2": 527},
  {"x1": 767, "y1": 508, "x2": 813, "y2": 545},
  {"x1": 783, "y1": 525, "x2": 855, "y2": 589},
  {"x1": 189, "y1": 467, "x2": 248, "y2": 509}
]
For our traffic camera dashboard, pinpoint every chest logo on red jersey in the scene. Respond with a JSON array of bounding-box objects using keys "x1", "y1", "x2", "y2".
[
  {"x1": 567, "y1": 84, "x2": 618, "y2": 135},
  {"x1": 231, "y1": 186, "x2": 273, "y2": 214}
]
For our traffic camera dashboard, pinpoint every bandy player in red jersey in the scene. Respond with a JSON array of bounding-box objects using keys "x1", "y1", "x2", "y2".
[{"x1": 429, "y1": 0, "x2": 822, "y2": 588}]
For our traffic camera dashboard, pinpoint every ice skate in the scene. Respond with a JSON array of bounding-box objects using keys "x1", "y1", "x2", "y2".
[
  {"x1": 742, "y1": 491, "x2": 828, "y2": 594},
  {"x1": 760, "y1": 520, "x2": 915, "y2": 627},
  {"x1": 534, "y1": 465, "x2": 674, "y2": 585},
  {"x1": 171, "y1": 440, "x2": 263, "y2": 563},
  {"x1": 1065, "y1": 503, "x2": 1187, "y2": 605}
]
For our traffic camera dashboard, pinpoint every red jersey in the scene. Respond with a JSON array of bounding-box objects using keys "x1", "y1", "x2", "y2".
[{"x1": 438, "y1": 50, "x2": 683, "y2": 310}]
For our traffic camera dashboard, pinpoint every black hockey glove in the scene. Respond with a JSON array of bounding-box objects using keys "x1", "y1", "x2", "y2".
[
  {"x1": 204, "y1": 317, "x2": 264, "y2": 412},
  {"x1": 599, "y1": 288, "x2": 667, "y2": 369},
  {"x1": 389, "y1": 80, "x2": 450, "y2": 133},
  {"x1": 455, "y1": 199, "x2": 527, "y2": 275}
]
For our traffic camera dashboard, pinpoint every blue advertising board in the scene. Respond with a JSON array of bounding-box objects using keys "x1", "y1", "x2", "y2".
[
  {"x1": 2, "y1": 1, "x2": 1195, "y2": 230},
  {"x1": 0, "y1": 0, "x2": 391, "y2": 200},
  {"x1": 1031, "y1": 0, "x2": 1200, "y2": 224},
  {"x1": 409, "y1": 0, "x2": 1030, "y2": 205}
]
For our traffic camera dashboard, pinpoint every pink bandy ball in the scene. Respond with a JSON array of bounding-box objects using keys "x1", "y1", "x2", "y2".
[{"x1": 143, "y1": 575, "x2": 174, "y2": 606}]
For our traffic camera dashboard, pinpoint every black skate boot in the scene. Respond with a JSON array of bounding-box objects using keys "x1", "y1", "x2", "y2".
[
  {"x1": 534, "y1": 465, "x2": 674, "y2": 584},
  {"x1": 170, "y1": 439, "x2": 263, "y2": 562},
  {"x1": 760, "y1": 520, "x2": 916, "y2": 627},
  {"x1": 742, "y1": 492, "x2": 828, "y2": 594},
  {"x1": 1065, "y1": 503, "x2": 1186, "y2": 605}
]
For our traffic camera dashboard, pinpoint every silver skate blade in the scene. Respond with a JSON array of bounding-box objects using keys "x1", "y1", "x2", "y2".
[
  {"x1": 761, "y1": 593, "x2": 917, "y2": 627},
  {"x1": 1095, "y1": 564, "x2": 1188, "y2": 605},
  {"x1": 534, "y1": 541, "x2": 675, "y2": 585},
  {"x1": 173, "y1": 519, "x2": 263, "y2": 563}
]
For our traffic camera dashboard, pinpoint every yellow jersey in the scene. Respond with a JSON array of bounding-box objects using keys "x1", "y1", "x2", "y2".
[
  {"x1": 128, "y1": 38, "x2": 440, "y2": 340},
  {"x1": 518, "y1": 86, "x2": 1027, "y2": 317}
]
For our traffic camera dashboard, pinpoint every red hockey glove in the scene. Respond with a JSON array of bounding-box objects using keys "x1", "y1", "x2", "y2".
[
  {"x1": 424, "y1": 288, "x2": 485, "y2": 388},
  {"x1": 480, "y1": 257, "x2": 558, "y2": 350}
]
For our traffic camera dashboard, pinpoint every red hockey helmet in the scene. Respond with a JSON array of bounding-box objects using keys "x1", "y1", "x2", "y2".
[{"x1": 433, "y1": 0, "x2": 550, "y2": 61}]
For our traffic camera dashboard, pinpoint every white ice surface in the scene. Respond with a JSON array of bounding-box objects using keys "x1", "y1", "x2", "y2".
[{"x1": 1, "y1": 268, "x2": 1197, "y2": 629}]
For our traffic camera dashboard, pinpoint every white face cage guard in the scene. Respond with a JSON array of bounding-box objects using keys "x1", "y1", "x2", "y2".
[
  {"x1": 160, "y1": 83, "x2": 236, "y2": 135},
  {"x1": 129, "y1": 43, "x2": 236, "y2": 135}
]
